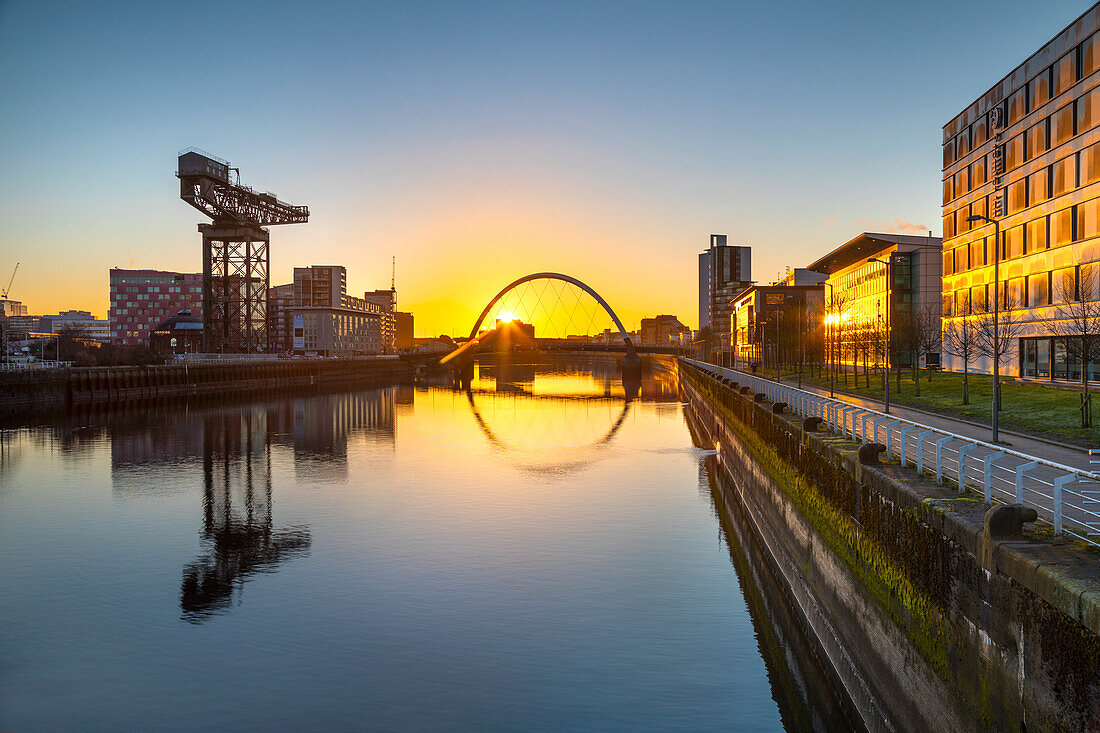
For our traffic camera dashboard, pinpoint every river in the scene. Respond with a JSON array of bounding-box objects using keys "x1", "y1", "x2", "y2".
[{"x1": 0, "y1": 354, "x2": 849, "y2": 731}]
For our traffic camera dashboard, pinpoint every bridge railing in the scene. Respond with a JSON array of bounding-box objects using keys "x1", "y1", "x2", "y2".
[
  {"x1": 680, "y1": 358, "x2": 1100, "y2": 548},
  {"x1": 0, "y1": 360, "x2": 72, "y2": 371}
]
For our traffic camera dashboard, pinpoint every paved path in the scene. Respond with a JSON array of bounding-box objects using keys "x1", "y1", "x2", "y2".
[{"x1": 727, "y1": 367, "x2": 1099, "y2": 473}]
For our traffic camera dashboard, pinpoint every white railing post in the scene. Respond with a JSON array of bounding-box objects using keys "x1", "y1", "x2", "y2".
[
  {"x1": 1054, "y1": 474, "x2": 1072, "y2": 535},
  {"x1": 983, "y1": 452, "x2": 1004, "y2": 503},
  {"x1": 915, "y1": 430, "x2": 936, "y2": 475},
  {"x1": 885, "y1": 420, "x2": 902, "y2": 460},
  {"x1": 957, "y1": 443, "x2": 976, "y2": 493},
  {"x1": 936, "y1": 437, "x2": 954, "y2": 484},
  {"x1": 899, "y1": 425, "x2": 917, "y2": 468},
  {"x1": 1015, "y1": 461, "x2": 1039, "y2": 504}
]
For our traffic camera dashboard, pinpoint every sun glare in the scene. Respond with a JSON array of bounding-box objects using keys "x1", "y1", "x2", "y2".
[{"x1": 497, "y1": 309, "x2": 516, "y2": 322}]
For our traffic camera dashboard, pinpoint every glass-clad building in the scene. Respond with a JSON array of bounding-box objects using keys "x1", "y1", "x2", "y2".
[{"x1": 942, "y1": 3, "x2": 1100, "y2": 381}]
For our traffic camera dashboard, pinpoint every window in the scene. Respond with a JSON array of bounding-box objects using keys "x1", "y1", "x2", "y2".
[
  {"x1": 1027, "y1": 216, "x2": 1049, "y2": 251},
  {"x1": 943, "y1": 250, "x2": 954, "y2": 276},
  {"x1": 971, "y1": 155, "x2": 987, "y2": 187},
  {"x1": 1008, "y1": 178, "x2": 1027, "y2": 213},
  {"x1": 956, "y1": 289, "x2": 971, "y2": 315},
  {"x1": 943, "y1": 293, "x2": 953, "y2": 317},
  {"x1": 957, "y1": 128, "x2": 971, "y2": 158},
  {"x1": 1056, "y1": 52, "x2": 1078, "y2": 94},
  {"x1": 943, "y1": 178, "x2": 953, "y2": 204},
  {"x1": 1029, "y1": 167, "x2": 1050, "y2": 205},
  {"x1": 1008, "y1": 88, "x2": 1028, "y2": 125},
  {"x1": 943, "y1": 139, "x2": 955, "y2": 168},
  {"x1": 1029, "y1": 273, "x2": 1050, "y2": 307},
  {"x1": 1004, "y1": 225, "x2": 1025, "y2": 259},
  {"x1": 1053, "y1": 207, "x2": 1074, "y2": 246},
  {"x1": 1079, "y1": 198, "x2": 1100, "y2": 240},
  {"x1": 971, "y1": 195, "x2": 987, "y2": 222},
  {"x1": 974, "y1": 114, "x2": 989, "y2": 146},
  {"x1": 971, "y1": 284, "x2": 988, "y2": 313},
  {"x1": 1054, "y1": 155, "x2": 1077, "y2": 196},
  {"x1": 943, "y1": 213, "x2": 955, "y2": 239},
  {"x1": 1079, "y1": 88, "x2": 1100, "y2": 133},
  {"x1": 970, "y1": 237, "x2": 987, "y2": 267},
  {"x1": 1027, "y1": 119, "x2": 1049, "y2": 159},
  {"x1": 955, "y1": 167, "x2": 969, "y2": 196},
  {"x1": 957, "y1": 246, "x2": 970, "y2": 272},
  {"x1": 1085, "y1": 34, "x2": 1100, "y2": 78},
  {"x1": 1055, "y1": 266, "x2": 1078, "y2": 302},
  {"x1": 1006, "y1": 278, "x2": 1026, "y2": 309},
  {"x1": 1032, "y1": 71, "x2": 1053, "y2": 112},
  {"x1": 1083, "y1": 142, "x2": 1100, "y2": 186},
  {"x1": 1054, "y1": 104, "x2": 1075, "y2": 146},
  {"x1": 1082, "y1": 262, "x2": 1100, "y2": 300},
  {"x1": 1005, "y1": 134, "x2": 1025, "y2": 171}
]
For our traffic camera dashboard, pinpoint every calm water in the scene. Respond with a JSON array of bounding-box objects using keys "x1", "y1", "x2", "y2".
[{"x1": 1, "y1": 355, "x2": 828, "y2": 731}]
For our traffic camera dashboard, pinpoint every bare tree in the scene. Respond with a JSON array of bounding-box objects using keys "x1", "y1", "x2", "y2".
[
  {"x1": 1051, "y1": 271, "x2": 1100, "y2": 428},
  {"x1": 943, "y1": 312, "x2": 982, "y2": 405},
  {"x1": 974, "y1": 291, "x2": 1026, "y2": 412},
  {"x1": 910, "y1": 304, "x2": 943, "y2": 395}
]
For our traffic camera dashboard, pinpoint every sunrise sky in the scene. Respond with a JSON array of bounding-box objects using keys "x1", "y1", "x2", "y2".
[{"x1": 0, "y1": 0, "x2": 1090, "y2": 335}]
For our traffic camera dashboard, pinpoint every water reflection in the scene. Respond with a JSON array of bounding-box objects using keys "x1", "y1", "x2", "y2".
[
  {"x1": 181, "y1": 409, "x2": 312, "y2": 623},
  {"x1": 464, "y1": 355, "x2": 679, "y2": 476}
]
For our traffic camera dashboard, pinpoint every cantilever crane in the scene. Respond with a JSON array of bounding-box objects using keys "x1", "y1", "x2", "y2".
[
  {"x1": 177, "y1": 149, "x2": 309, "y2": 353},
  {"x1": 2, "y1": 262, "x2": 18, "y2": 299}
]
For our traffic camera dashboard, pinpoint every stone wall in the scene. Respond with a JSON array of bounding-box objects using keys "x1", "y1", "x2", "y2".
[{"x1": 680, "y1": 360, "x2": 1100, "y2": 732}]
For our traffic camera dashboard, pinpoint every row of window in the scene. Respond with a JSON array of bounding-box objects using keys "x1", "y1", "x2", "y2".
[
  {"x1": 1021, "y1": 336, "x2": 1100, "y2": 381},
  {"x1": 945, "y1": 31, "x2": 1100, "y2": 167},
  {"x1": 946, "y1": 185, "x2": 1100, "y2": 254},
  {"x1": 944, "y1": 87, "x2": 1100, "y2": 205},
  {"x1": 943, "y1": 263, "x2": 1098, "y2": 316}
]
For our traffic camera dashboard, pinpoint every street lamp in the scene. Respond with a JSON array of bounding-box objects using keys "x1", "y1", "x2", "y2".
[
  {"x1": 967, "y1": 213, "x2": 1002, "y2": 443},
  {"x1": 868, "y1": 256, "x2": 896, "y2": 414}
]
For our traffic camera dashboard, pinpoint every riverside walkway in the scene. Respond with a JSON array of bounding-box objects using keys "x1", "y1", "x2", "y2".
[{"x1": 685, "y1": 359, "x2": 1100, "y2": 547}]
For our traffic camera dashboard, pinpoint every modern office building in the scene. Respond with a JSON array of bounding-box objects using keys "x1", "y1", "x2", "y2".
[
  {"x1": 38, "y1": 310, "x2": 111, "y2": 342},
  {"x1": 807, "y1": 233, "x2": 943, "y2": 371},
  {"x1": 942, "y1": 4, "x2": 1100, "y2": 380},
  {"x1": 364, "y1": 288, "x2": 397, "y2": 353},
  {"x1": 109, "y1": 269, "x2": 202, "y2": 345},
  {"x1": 731, "y1": 272, "x2": 826, "y2": 369},
  {"x1": 698, "y1": 234, "x2": 752, "y2": 361},
  {"x1": 640, "y1": 315, "x2": 691, "y2": 346},
  {"x1": 0, "y1": 298, "x2": 27, "y2": 317},
  {"x1": 290, "y1": 265, "x2": 382, "y2": 356}
]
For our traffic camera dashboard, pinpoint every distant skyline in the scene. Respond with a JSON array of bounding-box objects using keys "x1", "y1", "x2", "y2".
[{"x1": 0, "y1": 0, "x2": 1092, "y2": 334}]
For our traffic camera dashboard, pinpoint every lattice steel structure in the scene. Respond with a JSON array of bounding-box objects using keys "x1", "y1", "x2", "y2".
[{"x1": 177, "y1": 149, "x2": 309, "y2": 352}]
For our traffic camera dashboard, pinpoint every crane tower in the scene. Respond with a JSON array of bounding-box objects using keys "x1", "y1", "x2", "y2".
[{"x1": 177, "y1": 149, "x2": 309, "y2": 353}]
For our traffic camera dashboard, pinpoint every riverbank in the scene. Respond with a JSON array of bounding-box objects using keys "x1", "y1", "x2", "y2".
[
  {"x1": 680, "y1": 359, "x2": 1100, "y2": 731},
  {"x1": 0, "y1": 357, "x2": 414, "y2": 415}
]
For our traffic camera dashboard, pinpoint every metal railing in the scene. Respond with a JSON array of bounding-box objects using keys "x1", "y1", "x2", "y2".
[
  {"x1": 0, "y1": 360, "x2": 72, "y2": 371},
  {"x1": 682, "y1": 358, "x2": 1100, "y2": 546}
]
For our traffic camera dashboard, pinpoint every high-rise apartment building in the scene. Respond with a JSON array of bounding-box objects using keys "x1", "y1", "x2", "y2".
[
  {"x1": 290, "y1": 265, "x2": 382, "y2": 356},
  {"x1": 942, "y1": 4, "x2": 1100, "y2": 381},
  {"x1": 698, "y1": 234, "x2": 752, "y2": 361},
  {"x1": 267, "y1": 283, "x2": 294, "y2": 353},
  {"x1": 364, "y1": 288, "x2": 397, "y2": 353},
  {"x1": 109, "y1": 269, "x2": 202, "y2": 345}
]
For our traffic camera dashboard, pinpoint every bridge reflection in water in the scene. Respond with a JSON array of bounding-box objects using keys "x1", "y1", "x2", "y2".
[{"x1": 461, "y1": 353, "x2": 680, "y2": 476}]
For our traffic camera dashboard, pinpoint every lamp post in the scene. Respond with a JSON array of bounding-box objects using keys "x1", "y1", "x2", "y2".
[
  {"x1": 868, "y1": 256, "x2": 895, "y2": 414},
  {"x1": 967, "y1": 213, "x2": 1002, "y2": 443}
]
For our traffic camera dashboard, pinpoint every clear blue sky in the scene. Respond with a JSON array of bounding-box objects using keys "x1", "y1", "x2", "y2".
[{"x1": 0, "y1": 0, "x2": 1091, "y2": 333}]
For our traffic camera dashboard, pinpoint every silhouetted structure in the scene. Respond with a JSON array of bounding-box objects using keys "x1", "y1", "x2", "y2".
[{"x1": 177, "y1": 149, "x2": 309, "y2": 353}]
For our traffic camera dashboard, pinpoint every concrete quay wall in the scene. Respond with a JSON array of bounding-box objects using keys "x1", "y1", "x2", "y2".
[
  {"x1": 680, "y1": 360, "x2": 1100, "y2": 732},
  {"x1": 0, "y1": 358, "x2": 413, "y2": 414}
]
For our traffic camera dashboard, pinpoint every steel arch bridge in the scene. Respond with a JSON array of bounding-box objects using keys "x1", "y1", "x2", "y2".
[{"x1": 443, "y1": 272, "x2": 640, "y2": 367}]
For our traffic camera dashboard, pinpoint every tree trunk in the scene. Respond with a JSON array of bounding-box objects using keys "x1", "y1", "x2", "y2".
[
  {"x1": 962, "y1": 363, "x2": 970, "y2": 405},
  {"x1": 1083, "y1": 353, "x2": 1091, "y2": 429},
  {"x1": 913, "y1": 363, "x2": 921, "y2": 397}
]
